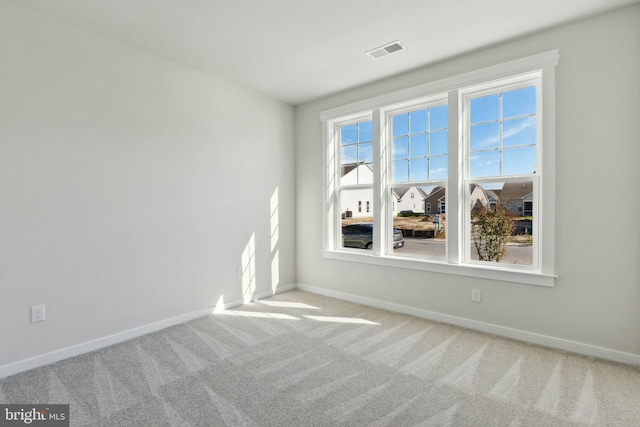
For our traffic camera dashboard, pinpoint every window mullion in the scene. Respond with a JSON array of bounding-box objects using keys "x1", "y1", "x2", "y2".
[
  {"x1": 447, "y1": 90, "x2": 460, "y2": 264},
  {"x1": 372, "y1": 109, "x2": 384, "y2": 256}
]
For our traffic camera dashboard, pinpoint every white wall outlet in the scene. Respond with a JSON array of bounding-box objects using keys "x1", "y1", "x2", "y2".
[
  {"x1": 471, "y1": 289, "x2": 482, "y2": 303},
  {"x1": 31, "y1": 305, "x2": 46, "y2": 322}
]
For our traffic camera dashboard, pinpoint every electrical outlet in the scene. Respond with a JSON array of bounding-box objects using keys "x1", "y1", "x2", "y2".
[
  {"x1": 31, "y1": 305, "x2": 46, "y2": 323},
  {"x1": 471, "y1": 289, "x2": 482, "y2": 303}
]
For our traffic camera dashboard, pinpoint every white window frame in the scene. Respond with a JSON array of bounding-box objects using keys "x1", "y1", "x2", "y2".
[
  {"x1": 382, "y1": 94, "x2": 449, "y2": 255},
  {"x1": 321, "y1": 51, "x2": 558, "y2": 287},
  {"x1": 460, "y1": 72, "x2": 542, "y2": 269}
]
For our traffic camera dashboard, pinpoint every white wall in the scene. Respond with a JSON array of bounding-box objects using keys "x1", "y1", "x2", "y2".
[
  {"x1": 296, "y1": 5, "x2": 640, "y2": 357},
  {"x1": 0, "y1": 2, "x2": 295, "y2": 370}
]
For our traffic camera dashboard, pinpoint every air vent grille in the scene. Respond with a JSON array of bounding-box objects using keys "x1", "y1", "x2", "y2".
[{"x1": 366, "y1": 41, "x2": 406, "y2": 59}]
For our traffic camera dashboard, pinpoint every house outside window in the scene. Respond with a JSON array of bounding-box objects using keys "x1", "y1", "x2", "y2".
[
  {"x1": 438, "y1": 199, "x2": 446, "y2": 214},
  {"x1": 322, "y1": 51, "x2": 558, "y2": 286}
]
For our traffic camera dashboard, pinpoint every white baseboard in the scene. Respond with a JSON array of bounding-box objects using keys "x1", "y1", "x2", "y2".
[
  {"x1": 0, "y1": 284, "x2": 297, "y2": 379},
  {"x1": 296, "y1": 283, "x2": 640, "y2": 366}
]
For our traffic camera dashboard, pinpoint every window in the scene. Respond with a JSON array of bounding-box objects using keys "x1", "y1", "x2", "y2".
[
  {"x1": 387, "y1": 98, "x2": 448, "y2": 258},
  {"x1": 462, "y1": 76, "x2": 540, "y2": 267},
  {"x1": 322, "y1": 51, "x2": 558, "y2": 286},
  {"x1": 333, "y1": 115, "x2": 374, "y2": 251}
]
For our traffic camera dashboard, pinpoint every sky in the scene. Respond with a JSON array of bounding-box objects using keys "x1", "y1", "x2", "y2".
[{"x1": 340, "y1": 85, "x2": 537, "y2": 183}]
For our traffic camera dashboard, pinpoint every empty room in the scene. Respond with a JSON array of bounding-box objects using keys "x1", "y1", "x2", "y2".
[{"x1": 1, "y1": 0, "x2": 639, "y2": 425}]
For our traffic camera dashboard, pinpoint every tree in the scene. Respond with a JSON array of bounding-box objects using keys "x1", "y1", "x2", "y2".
[{"x1": 471, "y1": 204, "x2": 515, "y2": 262}]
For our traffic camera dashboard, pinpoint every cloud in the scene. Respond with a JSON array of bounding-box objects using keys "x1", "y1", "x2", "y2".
[
  {"x1": 472, "y1": 116, "x2": 535, "y2": 150},
  {"x1": 503, "y1": 116, "x2": 536, "y2": 140}
]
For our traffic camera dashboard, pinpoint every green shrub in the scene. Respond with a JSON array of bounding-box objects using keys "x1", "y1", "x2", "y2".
[
  {"x1": 471, "y1": 204, "x2": 516, "y2": 262},
  {"x1": 398, "y1": 210, "x2": 424, "y2": 217}
]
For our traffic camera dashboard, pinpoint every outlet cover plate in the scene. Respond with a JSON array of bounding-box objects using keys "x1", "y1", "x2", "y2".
[{"x1": 31, "y1": 305, "x2": 46, "y2": 322}]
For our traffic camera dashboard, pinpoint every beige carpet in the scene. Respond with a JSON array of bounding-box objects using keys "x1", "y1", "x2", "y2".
[{"x1": 1, "y1": 289, "x2": 639, "y2": 426}]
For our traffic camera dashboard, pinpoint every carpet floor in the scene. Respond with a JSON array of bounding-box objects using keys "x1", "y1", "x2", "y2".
[{"x1": 1, "y1": 290, "x2": 639, "y2": 426}]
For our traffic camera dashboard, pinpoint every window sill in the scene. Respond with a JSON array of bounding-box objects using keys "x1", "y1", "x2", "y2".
[{"x1": 322, "y1": 250, "x2": 556, "y2": 287}]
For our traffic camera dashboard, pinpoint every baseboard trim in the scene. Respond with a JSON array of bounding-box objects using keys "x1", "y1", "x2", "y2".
[
  {"x1": 0, "y1": 284, "x2": 297, "y2": 379},
  {"x1": 296, "y1": 283, "x2": 640, "y2": 366}
]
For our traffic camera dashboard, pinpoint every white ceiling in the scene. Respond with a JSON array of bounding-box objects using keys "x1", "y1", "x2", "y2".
[{"x1": 9, "y1": 0, "x2": 639, "y2": 105}]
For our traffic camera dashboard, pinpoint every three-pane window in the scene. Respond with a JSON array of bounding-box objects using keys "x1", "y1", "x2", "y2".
[{"x1": 323, "y1": 53, "x2": 557, "y2": 285}]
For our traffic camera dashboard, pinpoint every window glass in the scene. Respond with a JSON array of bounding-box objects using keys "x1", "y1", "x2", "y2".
[
  {"x1": 503, "y1": 86, "x2": 536, "y2": 118},
  {"x1": 468, "y1": 86, "x2": 537, "y2": 178},
  {"x1": 392, "y1": 114, "x2": 408, "y2": 137},
  {"x1": 411, "y1": 134, "x2": 428, "y2": 157},
  {"x1": 340, "y1": 188, "x2": 374, "y2": 250},
  {"x1": 392, "y1": 185, "x2": 446, "y2": 259},
  {"x1": 430, "y1": 131, "x2": 448, "y2": 155},
  {"x1": 339, "y1": 120, "x2": 374, "y2": 185},
  {"x1": 470, "y1": 94, "x2": 499, "y2": 123},
  {"x1": 470, "y1": 151, "x2": 500, "y2": 178},
  {"x1": 429, "y1": 156, "x2": 448, "y2": 180},
  {"x1": 430, "y1": 105, "x2": 448, "y2": 130},
  {"x1": 391, "y1": 104, "x2": 448, "y2": 183},
  {"x1": 502, "y1": 146, "x2": 536, "y2": 175},
  {"x1": 340, "y1": 124, "x2": 357, "y2": 144},
  {"x1": 410, "y1": 110, "x2": 427, "y2": 133},
  {"x1": 468, "y1": 181, "x2": 533, "y2": 266},
  {"x1": 503, "y1": 117, "x2": 536, "y2": 147}
]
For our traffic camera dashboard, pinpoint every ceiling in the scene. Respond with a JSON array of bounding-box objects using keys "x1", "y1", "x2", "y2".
[{"x1": 9, "y1": 0, "x2": 639, "y2": 105}]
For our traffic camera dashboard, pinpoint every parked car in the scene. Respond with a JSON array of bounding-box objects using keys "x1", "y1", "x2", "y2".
[{"x1": 342, "y1": 223, "x2": 404, "y2": 249}]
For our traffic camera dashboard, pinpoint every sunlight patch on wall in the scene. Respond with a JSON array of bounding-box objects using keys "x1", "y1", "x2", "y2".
[
  {"x1": 271, "y1": 251, "x2": 280, "y2": 292},
  {"x1": 241, "y1": 233, "x2": 256, "y2": 303},
  {"x1": 270, "y1": 187, "x2": 280, "y2": 292},
  {"x1": 212, "y1": 294, "x2": 226, "y2": 313},
  {"x1": 270, "y1": 188, "x2": 279, "y2": 252}
]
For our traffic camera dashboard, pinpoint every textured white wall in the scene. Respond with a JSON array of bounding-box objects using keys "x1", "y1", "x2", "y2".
[
  {"x1": 0, "y1": 2, "x2": 295, "y2": 367},
  {"x1": 296, "y1": 5, "x2": 640, "y2": 356}
]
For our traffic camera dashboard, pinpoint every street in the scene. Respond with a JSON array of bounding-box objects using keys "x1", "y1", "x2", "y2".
[{"x1": 394, "y1": 237, "x2": 533, "y2": 265}]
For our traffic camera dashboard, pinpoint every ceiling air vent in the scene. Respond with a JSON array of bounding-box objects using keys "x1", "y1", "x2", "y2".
[{"x1": 365, "y1": 41, "x2": 406, "y2": 59}]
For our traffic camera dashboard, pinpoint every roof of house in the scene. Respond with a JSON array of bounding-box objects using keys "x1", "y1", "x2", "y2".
[
  {"x1": 485, "y1": 190, "x2": 501, "y2": 202},
  {"x1": 393, "y1": 187, "x2": 429, "y2": 201},
  {"x1": 500, "y1": 182, "x2": 534, "y2": 200},
  {"x1": 424, "y1": 186, "x2": 446, "y2": 202}
]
